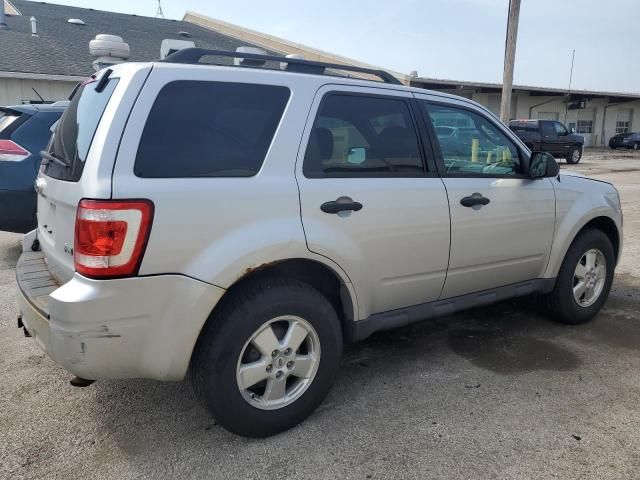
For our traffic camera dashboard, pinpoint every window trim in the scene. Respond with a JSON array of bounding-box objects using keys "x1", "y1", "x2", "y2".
[
  {"x1": 302, "y1": 91, "x2": 436, "y2": 179},
  {"x1": 418, "y1": 99, "x2": 530, "y2": 179}
]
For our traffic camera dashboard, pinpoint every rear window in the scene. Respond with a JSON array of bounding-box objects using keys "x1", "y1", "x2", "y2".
[
  {"x1": 45, "y1": 76, "x2": 119, "y2": 182},
  {"x1": 12, "y1": 111, "x2": 62, "y2": 153},
  {"x1": 509, "y1": 122, "x2": 538, "y2": 133},
  {"x1": 134, "y1": 81, "x2": 290, "y2": 178}
]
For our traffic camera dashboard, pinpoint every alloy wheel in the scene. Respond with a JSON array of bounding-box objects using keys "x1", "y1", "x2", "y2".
[
  {"x1": 236, "y1": 316, "x2": 321, "y2": 410},
  {"x1": 573, "y1": 248, "x2": 606, "y2": 307}
]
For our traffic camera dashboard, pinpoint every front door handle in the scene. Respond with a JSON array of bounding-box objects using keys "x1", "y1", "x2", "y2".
[
  {"x1": 321, "y1": 197, "x2": 363, "y2": 214},
  {"x1": 460, "y1": 193, "x2": 490, "y2": 208}
]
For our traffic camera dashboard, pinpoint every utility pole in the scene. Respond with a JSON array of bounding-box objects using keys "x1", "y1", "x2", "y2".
[
  {"x1": 155, "y1": 0, "x2": 165, "y2": 19},
  {"x1": 499, "y1": 0, "x2": 521, "y2": 123}
]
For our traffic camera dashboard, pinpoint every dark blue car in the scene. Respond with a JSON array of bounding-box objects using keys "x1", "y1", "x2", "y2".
[{"x1": 0, "y1": 102, "x2": 66, "y2": 233}]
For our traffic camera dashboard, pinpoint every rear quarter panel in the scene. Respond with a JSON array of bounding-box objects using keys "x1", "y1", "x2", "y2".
[{"x1": 111, "y1": 65, "x2": 355, "y2": 295}]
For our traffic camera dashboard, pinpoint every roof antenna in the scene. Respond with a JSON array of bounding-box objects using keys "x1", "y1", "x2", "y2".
[{"x1": 155, "y1": 0, "x2": 165, "y2": 18}]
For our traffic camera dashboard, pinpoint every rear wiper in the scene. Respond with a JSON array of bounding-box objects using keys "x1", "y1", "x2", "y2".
[{"x1": 40, "y1": 150, "x2": 70, "y2": 168}]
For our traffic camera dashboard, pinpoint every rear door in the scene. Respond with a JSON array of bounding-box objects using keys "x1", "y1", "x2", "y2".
[
  {"x1": 296, "y1": 85, "x2": 451, "y2": 319},
  {"x1": 37, "y1": 65, "x2": 151, "y2": 283},
  {"x1": 415, "y1": 95, "x2": 555, "y2": 299}
]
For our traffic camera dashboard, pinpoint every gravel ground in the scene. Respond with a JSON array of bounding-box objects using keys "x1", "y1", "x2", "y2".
[{"x1": 1, "y1": 149, "x2": 640, "y2": 479}]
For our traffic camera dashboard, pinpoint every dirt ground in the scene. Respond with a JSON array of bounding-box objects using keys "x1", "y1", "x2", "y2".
[{"x1": 1, "y1": 148, "x2": 640, "y2": 480}]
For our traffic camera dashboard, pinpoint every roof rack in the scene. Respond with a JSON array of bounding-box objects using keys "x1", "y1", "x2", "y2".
[{"x1": 160, "y1": 48, "x2": 402, "y2": 85}]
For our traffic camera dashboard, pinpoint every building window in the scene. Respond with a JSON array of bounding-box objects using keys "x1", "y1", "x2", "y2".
[
  {"x1": 616, "y1": 121, "x2": 631, "y2": 135},
  {"x1": 576, "y1": 120, "x2": 593, "y2": 134}
]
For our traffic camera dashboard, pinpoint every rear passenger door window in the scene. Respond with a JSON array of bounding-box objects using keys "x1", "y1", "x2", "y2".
[
  {"x1": 135, "y1": 81, "x2": 290, "y2": 178},
  {"x1": 421, "y1": 102, "x2": 522, "y2": 177},
  {"x1": 303, "y1": 94, "x2": 425, "y2": 178}
]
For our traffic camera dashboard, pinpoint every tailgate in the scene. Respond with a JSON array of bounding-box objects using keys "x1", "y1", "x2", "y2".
[{"x1": 35, "y1": 64, "x2": 152, "y2": 283}]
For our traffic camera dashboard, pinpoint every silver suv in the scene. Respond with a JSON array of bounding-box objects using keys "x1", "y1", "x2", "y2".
[{"x1": 16, "y1": 49, "x2": 623, "y2": 437}]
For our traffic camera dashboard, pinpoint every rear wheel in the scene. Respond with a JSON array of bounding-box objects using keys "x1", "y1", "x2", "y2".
[
  {"x1": 544, "y1": 229, "x2": 614, "y2": 325},
  {"x1": 191, "y1": 277, "x2": 342, "y2": 437},
  {"x1": 566, "y1": 146, "x2": 582, "y2": 164}
]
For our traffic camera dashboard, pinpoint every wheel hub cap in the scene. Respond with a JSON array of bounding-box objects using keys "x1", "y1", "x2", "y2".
[
  {"x1": 236, "y1": 316, "x2": 321, "y2": 410},
  {"x1": 573, "y1": 248, "x2": 606, "y2": 307}
]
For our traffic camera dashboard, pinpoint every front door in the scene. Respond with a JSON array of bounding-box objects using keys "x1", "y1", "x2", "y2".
[
  {"x1": 296, "y1": 86, "x2": 451, "y2": 319},
  {"x1": 540, "y1": 120, "x2": 562, "y2": 155},
  {"x1": 415, "y1": 96, "x2": 556, "y2": 299}
]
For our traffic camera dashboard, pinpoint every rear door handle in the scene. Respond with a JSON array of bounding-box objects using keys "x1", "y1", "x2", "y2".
[
  {"x1": 460, "y1": 193, "x2": 490, "y2": 208},
  {"x1": 321, "y1": 197, "x2": 363, "y2": 214}
]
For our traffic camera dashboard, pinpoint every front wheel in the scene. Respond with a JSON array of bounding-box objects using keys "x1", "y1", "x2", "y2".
[
  {"x1": 191, "y1": 277, "x2": 343, "y2": 437},
  {"x1": 566, "y1": 146, "x2": 582, "y2": 164},
  {"x1": 544, "y1": 229, "x2": 615, "y2": 325}
]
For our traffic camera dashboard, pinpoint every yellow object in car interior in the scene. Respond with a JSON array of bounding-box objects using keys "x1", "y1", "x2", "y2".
[{"x1": 471, "y1": 138, "x2": 479, "y2": 162}]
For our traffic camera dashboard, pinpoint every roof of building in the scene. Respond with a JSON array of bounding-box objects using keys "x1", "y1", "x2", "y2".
[
  {"x1": 409, "y1": 76, "x2": 640, "y2": 101},
  {"x1": 0, "y1": 0, "x2": 267, "y2": 78}
]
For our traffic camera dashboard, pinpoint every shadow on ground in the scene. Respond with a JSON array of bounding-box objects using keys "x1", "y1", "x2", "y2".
[{"x1": 83, "y1": 273, "x2": 640, "y2": 469}]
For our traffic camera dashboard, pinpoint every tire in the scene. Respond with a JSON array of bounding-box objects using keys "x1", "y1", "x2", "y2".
[
  {"x1": 544, "y1": 229, "x2": 615, "y2": 325},
  {"x1": 191, "y1": 277, "x2": 343, "y2": 437},
  {"x1": 566, "y1": 146, "x2": 582, "y2": 164}
]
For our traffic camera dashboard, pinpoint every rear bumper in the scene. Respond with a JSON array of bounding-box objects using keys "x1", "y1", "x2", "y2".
[
  {"x1": 16, "y1": 249, "x2": 225, "y2": 381},
  {"x1": 0, "y1": 189, "x2": 36, "y2": 233}
]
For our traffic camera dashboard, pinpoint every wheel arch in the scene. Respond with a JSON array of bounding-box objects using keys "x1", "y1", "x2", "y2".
[
  {"x1": 192, "y1": 258, "x2": 358, "y2": 361},
  {"x1": 545, "y1": 213, "x2": 621, "y2": 279}
]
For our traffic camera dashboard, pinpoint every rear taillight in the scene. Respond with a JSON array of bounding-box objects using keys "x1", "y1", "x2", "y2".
[
  {"x1": 74, "y1": 199, "x2": 154, "y2": 278},
  {"x1": 0, "y1": 139, "x2": 30, "y2": 161}
]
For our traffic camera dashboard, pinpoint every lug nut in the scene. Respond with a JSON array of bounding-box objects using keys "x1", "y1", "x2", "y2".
[
  {"x1": 287, "y1": 361, "x2": 294, "y2": 369},
  {"x1": 266, "y1": 364, "x2": 273, "y2": 373},
  {"x1": 271, "y1": 350, "x2": 278, "y2": 358},
  {"x1": 276, "y1": 371, "x2": 284, "y2": 379},
  {"x1": 284, "y1": 348, "x2": 292, "y2": 356}
]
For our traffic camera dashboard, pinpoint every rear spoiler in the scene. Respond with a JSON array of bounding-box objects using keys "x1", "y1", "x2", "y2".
[{"x1": 0, "y1": 106, "x2": 35, "y2": 116}]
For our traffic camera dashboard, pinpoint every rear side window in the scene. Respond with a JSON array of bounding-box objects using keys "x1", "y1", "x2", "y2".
[
  {"x1": 303, "y1": 93, "x2": 425, "y2": 178},
  {"x1": 0, "y1": 111, "x2": 21, "y2": 134},
  {"x1": 134, "y1": 81, "x2": 290, "y2": 178},
  {"x1": 46, "y1": 77, "x2": 119, "y2": 182}
]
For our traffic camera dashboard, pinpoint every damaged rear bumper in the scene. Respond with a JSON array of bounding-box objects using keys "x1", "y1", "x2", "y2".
[{"x1": 16, "y1": 250, "x2": 225, "y2": 381}]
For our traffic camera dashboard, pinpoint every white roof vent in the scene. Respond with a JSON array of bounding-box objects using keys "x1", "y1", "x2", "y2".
[
  {"x1": 68, "y1": 18, "x2": 85, "y2": 25},
  {"x1": 234, "y1": 46, "x2": 267, "y2": 66},
  {"x1": 89, "y1": 34, "x2": 130, "y2": 71},
  {"x1": 160, "y1": 38, "x2": 195, "y2": 60},
  {"x1": 281, "y1": 53, "x2": 304, "y2": 70}
]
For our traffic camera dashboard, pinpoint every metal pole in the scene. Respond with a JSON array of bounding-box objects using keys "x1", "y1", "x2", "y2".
[
  {"x1": 499, "y1": 0, "x2": 521, "y2": 123},
  {"x1": 564, "y1": 49, "x2": 575, "y2": 124}
]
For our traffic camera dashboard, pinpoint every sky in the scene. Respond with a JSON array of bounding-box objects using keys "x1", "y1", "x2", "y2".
[{"x1": 42, "y1": 0, "x2": 640, "y2": 94}]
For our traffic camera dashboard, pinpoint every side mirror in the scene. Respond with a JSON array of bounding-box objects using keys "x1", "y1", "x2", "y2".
[{"x1": 529, "y1": 151, "x2": 559, "y2": 179}]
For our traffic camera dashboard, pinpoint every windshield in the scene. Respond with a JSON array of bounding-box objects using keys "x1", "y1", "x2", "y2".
[{"x1": 44, "y1": 77, "x2": 119, "y2": 182}]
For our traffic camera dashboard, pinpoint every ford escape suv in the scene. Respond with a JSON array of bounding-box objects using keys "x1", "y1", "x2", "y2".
[{"x1": 16, "y1": 48, "x2": 623, "y2": 438}]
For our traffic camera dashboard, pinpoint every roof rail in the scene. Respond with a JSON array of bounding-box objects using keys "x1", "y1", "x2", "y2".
[{"x1": 160, "y1": 48, "x2": 402, "y2": 85}]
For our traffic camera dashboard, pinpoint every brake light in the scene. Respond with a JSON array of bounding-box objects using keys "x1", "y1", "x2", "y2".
[
  {"x1": 74, "y1": 199, "x2": 154, "y2": 278},
  {"x1": 0, "y1": 139, "x2": 30, "y2": 161}
]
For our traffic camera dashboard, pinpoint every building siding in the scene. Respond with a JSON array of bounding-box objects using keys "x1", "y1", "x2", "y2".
[{"x1": 0, "y1": 78, "x2": 76, "y2": 106}]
